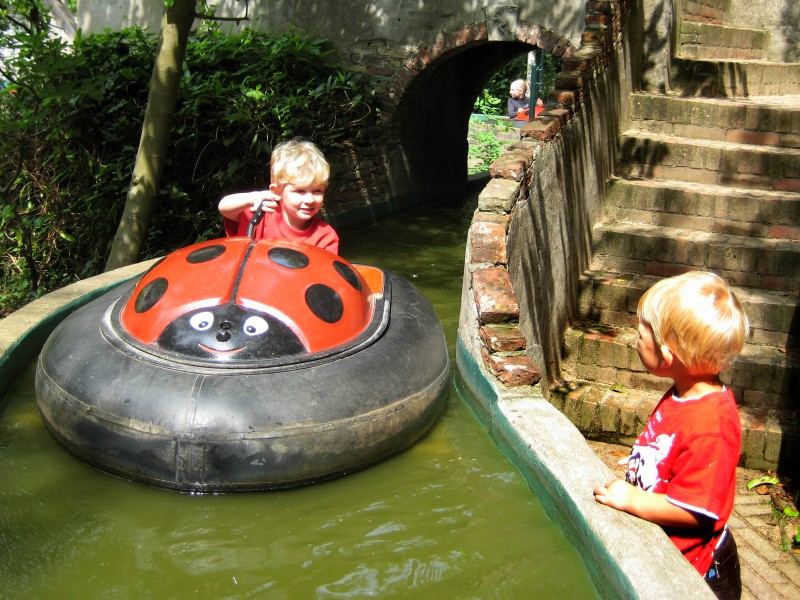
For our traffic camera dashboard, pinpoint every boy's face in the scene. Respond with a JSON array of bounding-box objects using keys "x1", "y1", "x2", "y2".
[
  {"x1": 509, "y1": 83, "x2": 526, "y2": 99},
  {"x1": 272, "y1": 182, "x2": 326, "y2": 230},
  {"x1": 636, "y1": 319, "x2": 667, "y2": 376}
]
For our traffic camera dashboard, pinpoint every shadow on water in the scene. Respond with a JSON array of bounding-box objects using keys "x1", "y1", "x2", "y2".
[{"x1": 0, "y1": 193, "x2": 599, "y2": 599}]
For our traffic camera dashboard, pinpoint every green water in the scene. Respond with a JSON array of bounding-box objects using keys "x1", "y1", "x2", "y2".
[{"x1": 0, "y1": 196, "x2": 599, "y2": 599}]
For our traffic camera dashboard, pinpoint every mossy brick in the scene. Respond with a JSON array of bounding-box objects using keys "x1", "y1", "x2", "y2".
[
  {"x1": 618, "y1": 394, "x2": 643, "y2": 436},
  {"x1": 472, "y1": 267, "x2": 519, "y2": 324},
  {"x1": 562, "y1": 389, "x2": 584, "y2": 425},
  {"x1": 563, "y1": 326, "x2": 580, "y2": 351},
  {"x1": 740, "y1": 293, "x2": 766, "y2": 331},
  {"x1": 577, "y1": 391, "x2": 601, "y2": 430},
  {"x1": 489, "y1": 148, "x2": 533, "y2": 181},
  {"x1": 629, "y1": 370, "x2": 670, "y2": 392},
  {"x1": 483, "y1": 352, "x2": 542, "y2": 387},
  {"x1": 610, "y1": 337, "x2": 632, "y2": 369},
  {"x1": 741, "y1": 389, "x2": 782, "y2": 411},
  {"x1": 470, "y1": 220, "x2": 508, "y2": 265},
  {"x1": 741, "y1": 424, "x2": 767, "y2": 464},
  {"x1": 771, "y1": 244, "x2": 800, "y2": 278},
  {"x1": 561, "y1": 50, "x2": 598, "y2": 72},
  {"x1": 478, "y1": 178, "x2": 519, "y2": 212},
  {"x1": 764, "y1": 417, "x2": 785, "y2": 465},
  {"x1": 598, "y1": 391, "x2": 624, "y2": 432},
  {"x1": 551, "y1": 89, "x2": 578, "y2": 106},
  {"x1": 555, "y1": 72, "x2": 588, "y2": 91},
  {"x1": 521, "y1": 116, "x2": 563, "y2": 142},
  {"x1": 479, "y1": 324, "x2": 526, "y2": 352},
  {"x1": 569, "y1": 361, "x2": 594, "y2": 383},
  {"x1": 596, "y1": 365, "x2": 620, "y2": 385},
  {"x1": 765, "y1": 298, "x2": 797, "y2": 332}
]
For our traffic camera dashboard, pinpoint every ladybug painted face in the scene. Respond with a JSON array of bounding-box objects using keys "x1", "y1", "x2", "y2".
[
  {"x1": 116, "y1": 237, "x2": 383, "y2": 365},
  {"x1": 157, "y1": 303, "x2": 305, "y2": 360}
]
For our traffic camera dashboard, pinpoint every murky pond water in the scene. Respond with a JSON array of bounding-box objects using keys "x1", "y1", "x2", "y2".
[{"x1": 0, "y1": 195, "x2": 598, "y2": 598}]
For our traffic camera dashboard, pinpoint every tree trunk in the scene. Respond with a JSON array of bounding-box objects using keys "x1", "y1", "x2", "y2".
[
  {"x1": 43, "y1": 0, "x2": 77, "y2": 42},
  {"x1": 104, "y1": 0, "x2": 196, "y2": 271}
]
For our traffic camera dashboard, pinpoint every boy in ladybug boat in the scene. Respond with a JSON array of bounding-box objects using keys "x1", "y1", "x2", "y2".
[{"x1": 219, "y1": 138, "x2": 339, "y2": 254}]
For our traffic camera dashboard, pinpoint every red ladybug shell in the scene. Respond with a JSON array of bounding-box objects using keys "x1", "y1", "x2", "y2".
[{"x1": 119, "y1": 237, "x2": 383, "y2": 359}]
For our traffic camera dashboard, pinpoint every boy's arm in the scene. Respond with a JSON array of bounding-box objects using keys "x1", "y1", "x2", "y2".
[
  {"x1": 218, "y1": 191, "x2": 277, "y2": 220},
  {"x1": 593, "y1": 478, "x2": 706, "y2": 528}
]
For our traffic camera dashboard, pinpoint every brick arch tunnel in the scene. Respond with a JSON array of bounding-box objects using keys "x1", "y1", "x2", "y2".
[
  {"x1": 391, "y1": 40, "x2": 536, "y2": 202},
  {"x1": 379, "y1": 25, "x2": 576, "y2": 208}
]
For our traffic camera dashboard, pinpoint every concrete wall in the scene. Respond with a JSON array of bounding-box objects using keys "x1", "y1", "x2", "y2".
[
  {"x1": 75, "y1": 1, "x2": 591, "y2": 228},
  {"x1": 724, "y1": 0, "x2": 800, "y2": 62},
  {"x1": 76, "y1": 0, "x2": 589, "y2": 52}
]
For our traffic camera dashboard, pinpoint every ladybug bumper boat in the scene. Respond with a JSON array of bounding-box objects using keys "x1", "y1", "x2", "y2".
[{"x1": 35, "y1": 236, "x2": 449, "y2": 492}]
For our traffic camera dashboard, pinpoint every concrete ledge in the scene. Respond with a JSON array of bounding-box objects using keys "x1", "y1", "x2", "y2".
[
  {"x1": 0, "y1": 260, "x2": 158, "y2": 398},
  {"x1": 456, "y1": 314, "x2": 715, "y2": 599}
]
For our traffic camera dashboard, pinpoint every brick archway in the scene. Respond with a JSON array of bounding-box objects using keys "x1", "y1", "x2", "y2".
[{"x1": 341, "y1": 21, "x2": 578, "y2": 214}]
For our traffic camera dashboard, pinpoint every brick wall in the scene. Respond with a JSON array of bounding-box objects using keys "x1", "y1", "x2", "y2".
[{"x1": 460, "y1": 0, "x2": 637, "y2": 390}]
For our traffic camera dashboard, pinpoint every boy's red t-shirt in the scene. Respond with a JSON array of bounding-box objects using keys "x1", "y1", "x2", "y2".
[
  {"x1": 224, "y1": 205, "x2": 339, "y2": 255},
  {"x1": 624, "y1": 387, "x2": 741, "y2": 575}
]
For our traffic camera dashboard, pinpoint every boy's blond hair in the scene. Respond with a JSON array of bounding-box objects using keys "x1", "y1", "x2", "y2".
[
  {"x1": 637, "y1": 271, "x2": 749, "y2": 374},
  {"x1": 270, "y1": 138, "x2": 329, "y2": 189}
]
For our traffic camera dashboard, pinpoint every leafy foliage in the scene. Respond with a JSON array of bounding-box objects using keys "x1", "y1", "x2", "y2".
[
  {"x1": 0, "y1": 3, "x2": 373, "y2": 316},
  {"x1": 473, "y1": 89, "x2": 504, "y2": 116},
  {"x1": 467, "y1": 119, "x2": 515, "y2": 174}
]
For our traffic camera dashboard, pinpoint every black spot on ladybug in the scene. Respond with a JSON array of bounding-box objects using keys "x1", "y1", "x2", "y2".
[
  {"x1": 186, "y1": 244, "x2": 226, "y2": 264},
  {"x1": 135, "y1": 278, "x2": 168, "y2": 313},
  {"x1": 333, "y1": 260, "x2": 362, "y2": 291},
  {"x1": 268, "y1": 247, "x2": 309, "y2": 269},
  {"x1": 156, "y1": 303, "x2": 305, "y2": 360},
  {"x1": 305, "y1": 284, "x2": 343, "y2": 323}
]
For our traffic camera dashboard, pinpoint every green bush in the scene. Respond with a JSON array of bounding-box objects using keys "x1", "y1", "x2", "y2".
[
  {"x1": 0, "y1": 10, "x2": 373, "y2": 316},
  {"x1": 467, "y1": 118, "x2": 516, "y2": 174}
]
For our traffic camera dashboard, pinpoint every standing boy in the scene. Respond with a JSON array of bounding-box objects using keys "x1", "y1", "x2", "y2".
[
  {"x1": 219, "y1": 138, "x2": 339, "y2": 254},
  {"x1": 593, "y1": 271, "x2": 749, "y2": 599}
]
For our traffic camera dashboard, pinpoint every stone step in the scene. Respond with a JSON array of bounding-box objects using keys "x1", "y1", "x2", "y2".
[
  {"x1": 676, "y1": 21, "x2": 770, "y2": 61},
  {"x1": 681, "y1": 0, "x2": 728, "y2": 24},
  {"x1": 603, "y1": 178, "x2": 800, "y2": 239},
  {"x1": 670, "y1": 56, "x2": 800, "y2": 97},
  {"x1": 562, "y1": 325, "x2": 800, "y2": 411},
  {"x1": 576, "y1": 270, "x2": 800, "y2": 348},
  {"x1": 616, "y1": 132, "x2": 800, "y2": 192},
  {"x1": 590, "y1": 222, "x2": 800, "y2": 292},
  {"x1": 547, "y1": 379, "x2": 800, "y2": 471},
  {"x1": 628, "y1": 93, "x2": 800, "y2": 149}
]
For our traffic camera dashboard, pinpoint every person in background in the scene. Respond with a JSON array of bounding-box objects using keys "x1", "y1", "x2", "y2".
[
  {"x1": 218, "y1": 138, "x2": 339, "y2": 254},
  {"x1": 507, "y1": 78, "x2": 530, "y2": 122},
  {"x1": 593, "y1": 271, "x2": 748, "y2": 599}
]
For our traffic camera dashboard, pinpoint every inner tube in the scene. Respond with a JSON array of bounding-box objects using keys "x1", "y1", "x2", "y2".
[{"x1": 35, "y1": 238, "x2": 450, "y2": 492}]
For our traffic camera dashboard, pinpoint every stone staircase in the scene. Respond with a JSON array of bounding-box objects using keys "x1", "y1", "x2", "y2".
[{"x1": 553, "y1": 2, "x2": 800, "y2": 472}]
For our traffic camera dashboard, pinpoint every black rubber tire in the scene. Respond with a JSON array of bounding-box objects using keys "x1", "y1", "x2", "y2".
[{"x1": 35, "y1": 271, "x2": 449, "y2": 492}]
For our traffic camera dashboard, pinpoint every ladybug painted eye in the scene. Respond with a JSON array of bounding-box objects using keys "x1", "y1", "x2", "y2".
[
  {"x1": 189, "y1": 311, "x2": 215, "y2": 331},
  {"x1": 243, "y1": 316, "x2": 269, "y2": 336}
]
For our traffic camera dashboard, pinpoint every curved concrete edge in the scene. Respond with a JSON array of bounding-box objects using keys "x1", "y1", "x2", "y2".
[
  {"x1": 456, "y1": 262, "x2": 715, "y2": 599},
  {"x1": 0, "y1": 260, "x2": 158, "y2": 398}
]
